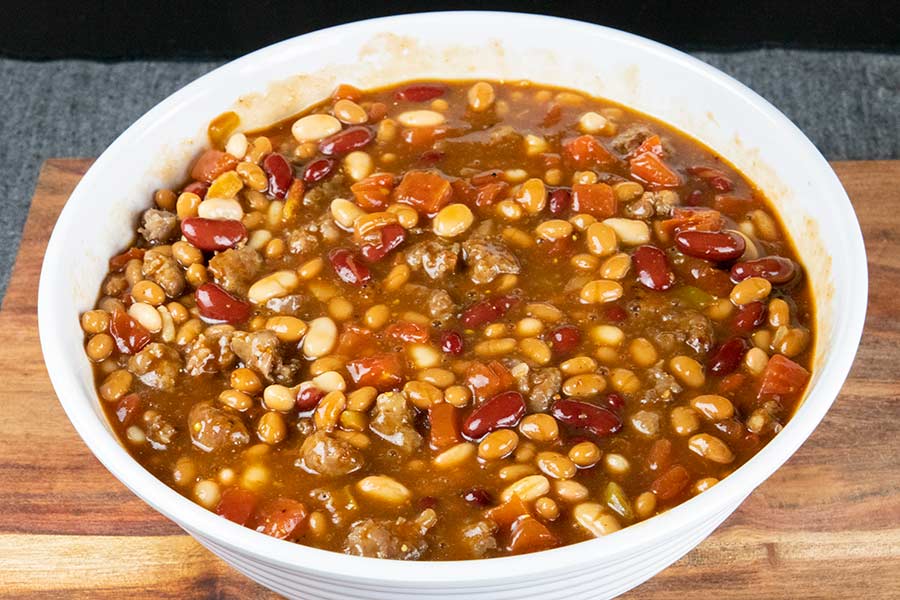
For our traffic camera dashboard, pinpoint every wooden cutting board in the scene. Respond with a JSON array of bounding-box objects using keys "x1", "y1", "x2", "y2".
[{"x1": 1, "y1": 159, "x2": 897, "y2": 599}]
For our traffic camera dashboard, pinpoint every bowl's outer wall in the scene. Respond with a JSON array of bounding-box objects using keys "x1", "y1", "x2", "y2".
[{"x1": 38, "y1": 12, "x2": 867, "y2": 599}]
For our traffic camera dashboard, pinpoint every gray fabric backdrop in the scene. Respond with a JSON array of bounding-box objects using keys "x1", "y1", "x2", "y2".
[{"x1": 1, "y1": 50, "x2": 898, "y2": 301}]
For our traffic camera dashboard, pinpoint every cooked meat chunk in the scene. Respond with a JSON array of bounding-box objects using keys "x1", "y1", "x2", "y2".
[
  {"x1": 427, "y1": 289, "x2": 456, "y2": 320},
  {"x1": 405, "y1": 240, "x2": 460, "y2": 280},
  {"x1": 344, "y1": 517, "x2": 428, "y2": 560},
  {"x1": 127, "y1": 342, "x2": 182, "y2": 390},
  {"x1": 525, "y1": 367, "x2": 562, "y2": 412},
  {"x1": 641, "y1": 362, "x2": 683, "y2": 404},
  {"x1": 184, "y1": 325, "x2": 236, "y2": 375},
  {"x1": 188, "y1": 401, "x2": 249, "y2": 452},
  {"x1": 461, "y1": 238, "x2": 520, "y2": 285},
  {"x1": 138, "y1": 209, "x2": 178, "y2": 244},
  {"x1": 142, "y1": 246, "x2": 185, "y2": 298},
  {"x1": 286, "y1": 230, "x2": 318, "y2": 255},
  {"x1": 369, "y1": 391, "x2": 423, "y2": 454},
  {"x1": 610, "y1": 124, "x2": 653, "y2": 155},
  {"x1": 208, "y1": 246, "x2": 262, "y2": 295},
  {"x1": 145, "y1": 412, "x2": 176, "y2": 449},
  {"x1": 460, "y1": 520, "x2": 498, "y2": 558},
  {"x1": 231, "y1": 330, "x2": 295, "y2": 383},
  {"x1": 644, "y1": 190, "x2": 680, "y2": 218},
  {"x1": 102, "y1": 273, "x2": 128, "y2": 296},
  {"x1": 303, "y1": 173, "x2": 346, "y2": 207},
  {"x1": 297, "y1": 431, "x2": 364, "y2": 476}
]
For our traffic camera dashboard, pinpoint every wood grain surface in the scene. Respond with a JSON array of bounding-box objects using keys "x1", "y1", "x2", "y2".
[{"x1": 1, "y1": 159, "x2": 897, "y2": 599}]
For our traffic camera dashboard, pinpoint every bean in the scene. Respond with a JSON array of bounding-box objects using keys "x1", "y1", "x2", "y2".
[
  {"x1": 731, "y1": 256, "x2": 797, "y2": 285},
  {"x1": 357, "y1": 475, "x2": 411, "y2": 504},
  {"x1": 560, "y1": 356, "x2": 596, "y2": 375},
  {"x1": 81, "y1": 309, "x2": 110, "y2": 334},
  {"x1": 403, "y1": 380, "x2": 442, "y2": 409},
  {"x1": 291, "y1": 113, "x2": 342, "y2": 142},
  {"x1": 86, "y1": 334, "x2": 114, "y2": 361},
  {"x1": 733, "y1": 301, "x2": 768, "y2": 332},
  {"x1": 314, "y1": 390, "x2": 346, "y2": 431},
  {"x1": 195, "y1": 283, "x2": 250, "y2": 323},
  {"x1": 690, "y1": 394, "x2": 735, "y2": 421},
  {"x1": 708, "y1": 337, "x2": 748, "y2": 375},
  {"x1": 231, "y1": 368, "x2": 262, "y2": 396},
  {"x1": 548, "y1": 188, "x2": 571, "y2": 215},
  {"x1": 257, "y1": 411, "x2": 287, "y2": 444},
  {"x1": 519, "y1": 414, "x2": 559, "y2": 442},
  {"x1": 768, "y1": 298, "x2": 791, "y2": 328},
  {"x1": 303, "y1": 317, "x2": 338, "y2": 359},
  {"x1": 99, "y1": 369, "x2": 133, "y2": 402},
  {"x1": 127, "y1": 302, "x2": 161, "y2": 333},
  {"x1": 585, "y1": 222, "x2": 618, "y2": 256},
  {"x1": 604, "y1": 453, "x2": 631, "y2": 475},
  {"x1": 433, "y1": 203, "x2": 474, "y2": 238},
  {"x1": 398, "y1": 110, "x2": 445, "y2": 128},
  {"x1": 181, "y1": 217, "x2": 246, "y2": 251},
  {"x1": 343, "y1": 151, "x2": 374, "y2": 181},
  {"x1": 302, "y1": 158, "x2": 336, "y2": 184},
  {"x1": 590, "y1": 324, "x2": 624, "y2": 347},
  {"x1": 551, "y1": 398, "x2": 622, "y2": 437},
  {"x1": 328, "y1": 248, "x2": 371, "y2": 286},
  {"x1": 501, "y1": 474, "x2": 550, "y2": 503},
  {"x1": 568, "y1": 441, "x2": 601, "y2": 467},
  {"x1": 248, "y1": 270, "x2": 299, "y2": 304},
  {"x1": 536, "y1": 451, "x2": 577, "y2": 480},
  {"x1": 460, "y1": 294, "x2": 518, "y2": 329},
  {"x1": 578, "y1": 111, "x2": 608, "y2": 134},
  {"x1": 462, "y1": 391, "x2": 526, "y2": 440},
  {"x1": 669, "y1": 355, "x2": 706, "y2": 388},
  {"x1": 651, "y1": 464, "x2": 690, "y2": 500},
  {"x1": 296, "y1": 384, "x2": 325, "y2": 411},
  {"x1": 562, "y1": 373, "x2": 607, "y2": 397},
  {"x1": 548, "y1": 324, "x2": 581, "y2": 355},
  {"x1": 675, "y1": 230, "x2": 746, "y2": 262},
  {"x1": 688, "y1": 433, "x2": 735, "y2": 463},
  {"x1": 467, "y1": 82, "x2": 495, "y2": 112},
  {"x1": 478, "y1": 429, "x2": 519, "y2": 461},
  {"x1": 516, "y1": 178, "x2": 547, "y2": 214},
  {"x1": 333, "y1": 99, "x2": 368, "y2": 124},
  {"x1": 535, "y1": 219, "x2": 573, "y2": 241},
  {"x1": 632, "y1": 245, "x2": 675, "y2": 291},
  {"x1": 600, "y1": 253, "x2": 632, "y2": 280},
  {"x1": 579, "y1": 280, "x2": 624, "y2": 304},
  {"x1": 395, "y1": 84, "x2": 446, "y2": 102},
  {"x1": 176, "y1": 192, "x2": 201, "y2": 219},
  {"x1": 433, "y1": 442, "x2": 476, "y2": 469},
  {"x1": 670, "y1": 406, "x2": 700, "y2": 435},
  {"x1": 603, "y1": 217, "x2": 650, "y2": 245},
  {"x1": 320, "y1": 126, "x2": 374, "y2": 156},
  {"x1": 260, "y1": 153, "x2": 293, "y2": 199},
  {"x1": 731, "y1": 277, "x2": 772, "y2": 305},
  {"x1": 444, "y1": 385, "x2": 471, "y2": 408},
  {"x1": 573, "y1": 502, "x2": 621, "y2": 537}
]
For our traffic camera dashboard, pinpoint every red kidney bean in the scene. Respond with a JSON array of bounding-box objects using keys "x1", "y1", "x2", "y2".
[
  {"x1": 360, "y1": 223, "x2": 406, "y2": 262},
  {"x1": 731, "y1": 256, "x2": 797, "y2": 285},
  {"x1": 262, "y1": 153, "x2": 293, "y2": 199},
  {"x1": 328, "y1": 248, "x2": 371, "y2": 286},
  {"x1": 110, "y1": 309, "x2": 151, "y2": 354},
  {"x1": 216, "y1": 487, "x2": 258, "y2": 526},
  {"x1": 440, "y1": 330, "x2": 465, "y2": 355},
  {"x1": 708, "y1": 337, "x2": 749, "y2": 376},
  {"x1": 633, "y1": 245, "x2": 675, "y2": 291},
  {"x1": 195, "y1": 283, "x2": 251, "y2": 324},
  {"x1": 650, "y1": 465, "x2": 690, "y2": 500},
  {"x1": 733, "y1": 301, "x2": 767, "y2": 333},
  {"x1": 551, "y1": 399, "x2": 622, "y2": 437},
  {"x1": 462, "y1": 391, "x2": 527, "y2": 440},
  {"x1": 674, "y1": 230, "x2": 746, "y2": 262},
  {"x1": 648, "y1": 438, "x2": 673, "y2": 471},
  {"x1": 460, "y1": 295, "x2": 518, "y2": 328},
  {"x1": 114, "y1": 393, "x2": 142, "y2": 426},
  {"x1": 604, "y1": 305, "x2": 628, "y2": 323},
  {"x1": 302, "y1": 158, "x2": 336, "y2": 183},
  {"x1": 180, "y1": 217, "x2": 246, "y2": 251},
  {"x1": 418, "y1": 150, "x2": 445, "y2": 165},
  {"x1": 183, "y1": 180, "x2": 210, "y2": 199},
  {"x1": 319, "y1": 126, "x2": 374, "y2": 156},
  {"x1": 395, "y1": 84, "x2": 446, "y2": 102},
  {"x1": 463, "y1": 487, "x2": 494, "y2": 507},
  {"x1": 295, "y1": 384, "x2": 325, "y2": 411},
  {"x1": 548, "y1": 188, "x2": 572, "y2": 215},
  {"x1": 604, "y1": 392, "x2": 625, "y2": 413},
  {"x1": 548, "y1": 325, "x2": 581, "y2": 355},
  {"x1": 687, "y1": 166, "x2": 734, "y2": 192}
]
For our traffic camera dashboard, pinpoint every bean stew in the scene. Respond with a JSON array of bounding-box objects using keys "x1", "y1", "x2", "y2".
[{"x1": 83, "y1": 80, "x2": 814, "y2": 560}]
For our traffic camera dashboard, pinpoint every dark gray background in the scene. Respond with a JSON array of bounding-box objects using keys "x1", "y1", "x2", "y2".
[{"x1": 1, "y1": 49, "x2": 898, "y2": 301}]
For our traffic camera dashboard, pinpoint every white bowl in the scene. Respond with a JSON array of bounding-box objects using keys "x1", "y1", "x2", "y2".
[{"x1": 38, "y1": 11, "x2": 867, "y2": 599}]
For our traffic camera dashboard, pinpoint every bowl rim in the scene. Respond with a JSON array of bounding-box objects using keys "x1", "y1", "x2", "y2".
[{"x1": 38, "y1": 10, "x2": 868, "y2": 584}]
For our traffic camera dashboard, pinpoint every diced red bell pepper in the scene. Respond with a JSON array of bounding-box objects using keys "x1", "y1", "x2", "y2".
[
  {"x1": 216, "y1": 487, "x2": 259, "y2": 526},
  {"x1": 252, "y1": 497, "x2": 308, "y2": 541},
  {"x1": 507, "y1": 515, "x2": 558, "y2": 555},
  {"x1": 428, "y1": 402, "x2": 461, "y2": 450},
  {"x1": 346, "y1": 353, "x2": 405, "y2": 391},
  {"x1": 384, "y1": 321, "x2": 430, "y2": 344},
  {"x1": 485, "y1": 494, "x2": 530, "y2": 529},
  {"x1": 630, "y1": 151, "x2": 681, "y2": 188},
  {"x1": 562, "y1": 135, "x2": 616, "y2": 168},
  {"x1": 394, "y1": 170, "x2": 453, "y2": 215},
  {"x1": 351, "y1": 173, "x2": 395, "y2": 211},
  {"x1": 758, "y1": 354, "x2": 810, "y2": 399},
  {"x1": 465, "y1": 360, "x2": 515, "y2": 403},
  {"x1": 108, "y1": 247, "x2": 146, "y2": 272},
  {"x1": 190, "y1": 149, "x2": 239, "y2": 183},
  {"x1": 571, "y1": 183, "x2": 617, "y2": 218}
]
